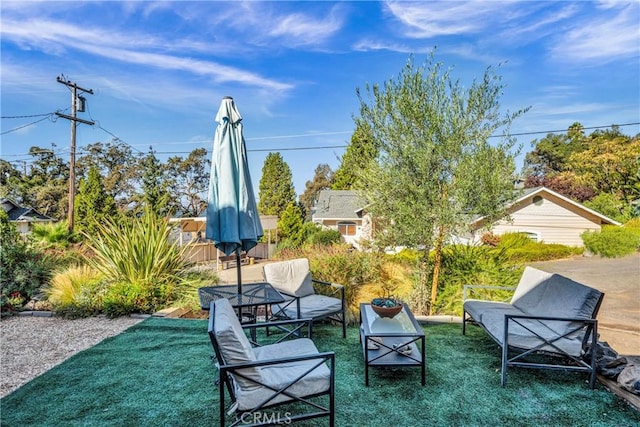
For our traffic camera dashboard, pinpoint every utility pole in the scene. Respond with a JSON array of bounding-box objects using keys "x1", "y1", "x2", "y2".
[{"x1": 56, "y1": 76, "x2": 94, "y2": 233}]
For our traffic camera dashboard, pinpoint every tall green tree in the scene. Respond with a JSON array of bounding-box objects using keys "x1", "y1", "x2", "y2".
[
  {"x1": 0, "y1": 159, "x2": 24, "y2": 201},
  {"x1": 277, "y1": 202, "x2": 305, "y2": 247},
  {"x1": 258, "y1": 152, "x2": 296, "y2": 217},
  {"x1": 332, "y1": 123, "x2": 378, "y2": 190},
  {"x1": 166, "y1": 148, "x2": 209, "y2": 217},
  {"x1": 21, "y1": 146, "x2": 69, "y2": 219},
  {"x1": 75, "y1": 166, "x2": 118, "y2": 237},
  {"x1": 138, "y1": 148, "x2": 175, "y2": 218},
  {"x1": 523, "y1": 122, "x2": 587, "y2": 179},
  {"x1": 568, "y1": 128, "x2": 640, "y2": 204},
  {"x1": 299, "y1": 164, "x2": 333, "y2": 220},
  {"x1": 77, "y1": 139, "x2": 138, "y2": 210},
  {"x1": 356, "y1": 54, "x2": 527, "y2": 314}
]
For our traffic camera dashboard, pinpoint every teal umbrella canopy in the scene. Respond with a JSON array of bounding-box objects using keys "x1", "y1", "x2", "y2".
[{"x1": 206, "y1": 97, "x2": 263, "y2": 261}]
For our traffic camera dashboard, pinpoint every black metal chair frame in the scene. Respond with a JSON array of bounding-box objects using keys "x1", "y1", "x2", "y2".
[
  {"x1": 270, "y1": 279, "x2": 346, "y2": 338},
  {"x1": 463, "y1": 285, "x2": 604, "y2": 389},
  {"x1": 501, "y1": 313, "x2": 600, "y2": 388},
  {"x1": 208, "y1": 301, "x2": 335, "y2": 427}
]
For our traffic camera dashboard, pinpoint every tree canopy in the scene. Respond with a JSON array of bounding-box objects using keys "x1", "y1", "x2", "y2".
[
  {"x1": 356, "y1": 54, "x2": 527, "y2": 314},
  {"x1": 523, "y1": 123, "x2": 640, "y2": 222},
  {"x1": 332, "y1": 123, "x2": 377, "y2": 190},
  {"x1": 299, "y1": 164, "x2": 333, "y2": 220},
  {"x1": 258, "y1": 152, "x2": 296, "y2": 217}
]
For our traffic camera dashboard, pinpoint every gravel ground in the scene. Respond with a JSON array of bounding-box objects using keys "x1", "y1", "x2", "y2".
[{"x1": 0, "y1": 315, "x2": 144, "y2": 398}]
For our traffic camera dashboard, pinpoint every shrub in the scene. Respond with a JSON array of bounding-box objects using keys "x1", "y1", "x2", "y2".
[
  {"x1": 581, "y1": 225, "x2": 640, "y2": 258},
  {"x1": 505, "y1": 244, "x2": 583, "y2": 262},
  {"x1": 46, "y1": 265, "x2": 105, "y2": 318},
  {"x1": 433, "y1": 244, "x2": 522, "y2": 315},
  {"x1": 103, "y1": 282, "x2": 144, "y2": 317},
  {"x1": 86, "y1": 210, "x2": 192, "y2": 316},
  {"x1": 492, "y1": 232, "x2": 583, "y2": 262},
  {"x1": 497, "y1": 232, "x2": 533, "y2": 250},
  {"x1": 624, "y1": 218, "x2": 640, "y2": 229},
  {"x1": 392, "y1": 248, "x2": 422, "y2": 266},
  {"x1": 31, "y1": 221, "x2": 78, "y2": 249},
  {"x1": 303, "y1": 223, "x2": 342, "y2": 246},
  {"x1": 0, "y1": 211, "x2": 55, "y2": 315}
]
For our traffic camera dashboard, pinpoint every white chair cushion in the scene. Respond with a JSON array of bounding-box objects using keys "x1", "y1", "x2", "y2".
[
  {"x1": 272, "y1": 294, "x2": 342, "y2": 320},
  {"x1": 213, "y1": 299, "x2": 262, "y2": 389},
  {"x1": 510, "y1": 266, "x2": 553, "y2": 305},
  {"x1": 236, "y1": 338, "x2": 331, "y2": 411},
  {"x1": 263, "y1": 258, "x2": 315, "y2": 297}
]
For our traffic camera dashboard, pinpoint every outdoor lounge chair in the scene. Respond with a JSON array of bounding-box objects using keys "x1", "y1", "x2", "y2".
[
  {"x1": 462, "y1": 266, "x2": 604, "y2": 388},
  {"x1": 263, "y1": 258, "x2": 347, "y2": 338},
  {"x1": 208, "y1": 298, "x2": 335, "y2": 427}
]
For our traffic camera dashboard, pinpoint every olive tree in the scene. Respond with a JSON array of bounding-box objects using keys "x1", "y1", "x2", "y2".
[{"x1": 356, "y1": 54, "x2": 528, "y2": 314}]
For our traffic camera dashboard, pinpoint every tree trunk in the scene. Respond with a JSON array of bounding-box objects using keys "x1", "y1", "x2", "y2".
[
  {"x1": 418, "y1": 251, "x2": 429, "y2": 315},
  {"x1": 429, "y1": 227, "x2": 445, "y2": 315}
]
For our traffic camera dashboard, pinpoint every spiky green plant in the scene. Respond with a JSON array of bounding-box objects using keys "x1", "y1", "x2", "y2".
[
  {"x1": 31, "y1": 221, "x2": 77, "y2": 248},
  {"x1": 86, "y1": 210, "x2": 189, "y2": 285},
  {"x1": 85, "y1": 210, "x2": 192, "y2": 315}
]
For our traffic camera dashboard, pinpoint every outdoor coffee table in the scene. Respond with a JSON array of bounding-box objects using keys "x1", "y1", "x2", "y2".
[{"x1": 359, "y1": 302, "x2": 425, "y2": 386}]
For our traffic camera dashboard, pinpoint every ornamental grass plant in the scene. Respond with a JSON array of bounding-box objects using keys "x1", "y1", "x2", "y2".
[
  {"x1": 1, "y1": 319, "x2": 637, "y2": 426},
  {"x1": 83, "y1": 210, "x2": 193, "y2": 316}
]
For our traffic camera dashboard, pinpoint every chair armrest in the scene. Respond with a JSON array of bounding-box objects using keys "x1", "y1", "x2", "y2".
[
  {"x1": 220, "y1": 351, "x2": 335, "y2": 371},
  {"x1": 463, "y1": 284, "x2": 515, "y2": 301},
  {"x1": 242, "y1": 318, "x2": 313, "y2": 343},
  {"x1": 503, "y1": 314, "x2": 598, "y2": 354},
  {"x1": 313, "y1": 279, "x2": 345, "y2": 300},
  {"x1": 505, "y1": 314, "x2": 597, "y2": 323}
]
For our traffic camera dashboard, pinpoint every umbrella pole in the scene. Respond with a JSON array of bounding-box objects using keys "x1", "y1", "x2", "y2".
[{"x1": 236, "y1": 249, "x2": 242, "y2": 296}]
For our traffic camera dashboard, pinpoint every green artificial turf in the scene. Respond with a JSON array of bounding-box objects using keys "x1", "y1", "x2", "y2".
[{"x1": 1, "y1": 318, "x2": 638, "y2": 426}]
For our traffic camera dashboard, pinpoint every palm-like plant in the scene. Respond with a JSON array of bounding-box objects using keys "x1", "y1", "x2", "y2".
[
  {"x1": 31, "y1": 221, "x2": 76, "y2": 248},
  {"x1": 85, "y1": 210, "x2": 192, "y2": 314}
]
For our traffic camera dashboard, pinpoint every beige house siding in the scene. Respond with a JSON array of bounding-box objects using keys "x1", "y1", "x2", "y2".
[{"x1": 476, "y1": 188, "x2": 616, "y2": 247}]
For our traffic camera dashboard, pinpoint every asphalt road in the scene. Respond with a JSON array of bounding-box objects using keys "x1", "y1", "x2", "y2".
[{"x1": 532, "y1": 253, "x2": 640, "y2": 356}]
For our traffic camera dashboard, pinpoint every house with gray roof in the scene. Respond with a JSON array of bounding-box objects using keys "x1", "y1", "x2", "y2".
[
  {"x1": 1, "y1": 198, "x2": 55, "y2": 234},
  {"x1": 311, "y1": 190, "x2": 371, "y2": 249},
  {"x1": 313, "y1": 187, "x2": 620, "y2": 250}
]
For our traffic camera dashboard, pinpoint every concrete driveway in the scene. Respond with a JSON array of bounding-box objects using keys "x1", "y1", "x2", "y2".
[{"x1": 532, "y1": 253, "x2": 640, "y2": 356}]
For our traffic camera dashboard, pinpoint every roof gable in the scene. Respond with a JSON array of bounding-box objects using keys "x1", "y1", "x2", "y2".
[
  {"x1": 312, "y1": 190, "x2": 364, "y2": 220},
  {"x1": 471, "y1": 187, "x2": 621, "y2": 228},
  {"x1": 1, "y1": 198, "x2": 56, "y2": 222}
]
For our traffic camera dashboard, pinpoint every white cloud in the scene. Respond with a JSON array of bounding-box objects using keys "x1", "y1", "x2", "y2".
[
  {"x1": 549, "y1": 3, "x2": 640, "y2": 63},
  {"x1": 384, "y1": 1, "x2": 521, "y2": 38},
  {"x1": 0, "y1": 18, "x2": 292, "y2": 92}
]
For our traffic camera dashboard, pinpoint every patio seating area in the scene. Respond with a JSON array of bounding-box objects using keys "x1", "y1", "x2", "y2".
[{"x1": 2, "y1": 317, "x2": 638, "y2": 426}]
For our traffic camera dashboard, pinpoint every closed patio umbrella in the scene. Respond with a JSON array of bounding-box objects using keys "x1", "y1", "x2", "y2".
[{"x1": 206, "y1": 96, "x2": 263, "y2": 295}]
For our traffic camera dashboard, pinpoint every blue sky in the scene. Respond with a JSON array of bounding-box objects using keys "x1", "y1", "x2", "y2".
[{"x1": 1, "y1": 1, "x2": 639, "y2": 197}]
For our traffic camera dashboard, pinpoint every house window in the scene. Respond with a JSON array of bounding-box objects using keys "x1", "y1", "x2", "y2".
[
  {"x1": 520, "y1": 231, "x2": 540, "y2": 242},
  {"x1": 533, "y1": 195, "x2": 544, "y2": 206},
  {"x1": 338, "y1": 222, "x2": 357, "y2": 236}
]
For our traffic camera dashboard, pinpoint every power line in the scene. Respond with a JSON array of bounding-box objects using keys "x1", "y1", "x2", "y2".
[
  {"x1": 2, "y1": 120, "x2": 638, "y2": 159},
  {"x1": 1, "y1": 113, "x2": 53, "y2": 119},
  {"x1": 0, "y1": 114, "x2": 55, "y2": 135},
  {"x1": 489, "y1": 122, "x2": 640, "y2": 138}
]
